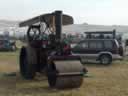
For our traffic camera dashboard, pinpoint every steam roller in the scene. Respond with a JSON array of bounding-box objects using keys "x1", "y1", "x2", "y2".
[{"x1": 19, "y1": 10, "x2": 88, "y2": 89}]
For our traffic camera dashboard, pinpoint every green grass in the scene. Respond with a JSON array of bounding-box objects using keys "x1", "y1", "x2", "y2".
[
  {"x1": 16, "y1": 59, "x2": 128, "y2": 96},
  {"x1": 0, "y1": 50, "x2": 19, "y2": 60},
  {"x1": 0, "y1": 50, "x2": 19, "y2": 73},
  {"x1": 15, "y1": 60, "x2": 128, "y2": 96},
  {"x1": 0, "y1": 46, "x2": 128, "y2": 96}
]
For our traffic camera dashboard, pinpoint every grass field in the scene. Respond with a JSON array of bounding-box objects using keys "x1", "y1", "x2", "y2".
[
  {"x1": 0, "y1": 50, "x2": 128, "y2": 96},
  {"x1": 0, "y1": 51, "x2": 19, "y2": 73}
]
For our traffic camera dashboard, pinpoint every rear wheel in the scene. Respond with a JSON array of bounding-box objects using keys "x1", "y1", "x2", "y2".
[
  {"x1": 100, "y1": 55, "x2": 112, "y2": 65},
  {"x1": 20, "y1": 47, "x2": 36, "y2": 79}
]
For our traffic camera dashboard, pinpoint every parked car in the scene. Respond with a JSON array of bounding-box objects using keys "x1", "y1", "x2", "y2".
[
  {"x1": 0, "y1": 39, "x2": 16, "y2": 51},
  {"x1": 71, "y1": 39, "x2": 123, "y2": 65}
]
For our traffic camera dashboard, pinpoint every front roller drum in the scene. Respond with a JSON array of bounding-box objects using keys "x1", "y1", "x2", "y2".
[{"x1": 47, "y1": 61, "x2": 85, "y2": 89}]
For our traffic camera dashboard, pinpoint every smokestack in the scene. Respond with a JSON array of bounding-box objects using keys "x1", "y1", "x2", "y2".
[{"x1": 55, "y1": 11, "x2": 62, "y2": 42}]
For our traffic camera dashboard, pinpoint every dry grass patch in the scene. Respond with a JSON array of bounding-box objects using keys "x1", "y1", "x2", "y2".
[{"x1": 0, "y1": 51, "x2": 128, "y2": 96}]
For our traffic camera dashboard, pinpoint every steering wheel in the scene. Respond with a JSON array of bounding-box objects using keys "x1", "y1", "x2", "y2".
[{"x1": 27, "y1": 26, "x2": 41, "y2": 42}]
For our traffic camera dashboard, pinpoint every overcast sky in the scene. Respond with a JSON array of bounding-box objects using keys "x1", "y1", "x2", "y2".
[{"x1": 0, "y1": 0, "x2": 128, "y2": 25}]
